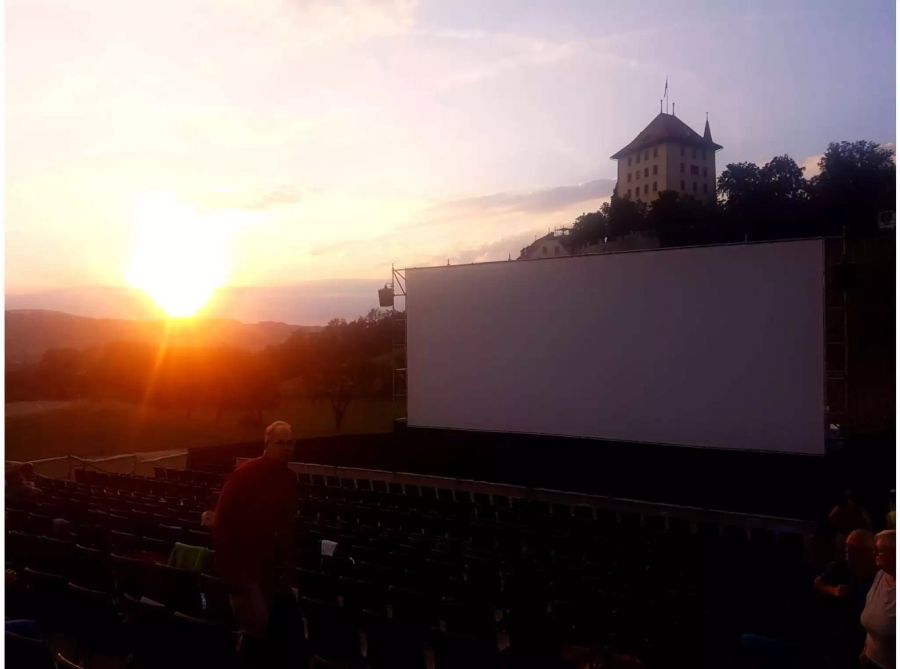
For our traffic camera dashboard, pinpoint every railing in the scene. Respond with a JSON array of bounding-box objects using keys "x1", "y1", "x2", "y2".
[
  {"x1": 237, "y1": 458, "x2": 815, "y2": 538},
  {"x1": 6, "y1": 449, "x2": 188, "y2": 480}
]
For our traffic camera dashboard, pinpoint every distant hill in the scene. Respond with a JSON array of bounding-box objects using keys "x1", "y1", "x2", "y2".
[
  {"x1": 5, "y1": 310, "x2": 314, "y2": 366},
  {"x1": 5, "y1": 281, "x2": 384, "y2": 325}
]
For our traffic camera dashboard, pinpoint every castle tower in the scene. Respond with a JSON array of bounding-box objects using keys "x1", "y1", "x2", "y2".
[{"x1": 610, "y1": 111, "x2": 722, "y2": 203}]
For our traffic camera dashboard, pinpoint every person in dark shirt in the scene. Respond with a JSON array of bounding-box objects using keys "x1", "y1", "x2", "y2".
[
  {"x1": 814, "y1": 528, "x2": 876, "y2": 666},
  {"x1": 213, "y1": 421, "x2": 297, "y2": 643}
]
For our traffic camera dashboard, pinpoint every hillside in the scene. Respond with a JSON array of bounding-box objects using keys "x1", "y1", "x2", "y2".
[{"x1": 5, "y1": 310, "x2": 313, "y2": 365}]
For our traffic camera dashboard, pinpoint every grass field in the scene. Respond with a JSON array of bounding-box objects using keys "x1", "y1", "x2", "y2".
[{"x1": 5, "y1": 397, "x2": 395, "y2": 461}]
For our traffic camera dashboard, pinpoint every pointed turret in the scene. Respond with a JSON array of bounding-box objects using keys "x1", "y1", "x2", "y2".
[{"x1": 703, "y1": 114, "x2": 713, "y2": 142}]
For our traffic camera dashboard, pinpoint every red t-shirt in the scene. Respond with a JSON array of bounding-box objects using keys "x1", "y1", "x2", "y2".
[{"x1": 213, "y1": 457, "x2": 298, "y2": 587}]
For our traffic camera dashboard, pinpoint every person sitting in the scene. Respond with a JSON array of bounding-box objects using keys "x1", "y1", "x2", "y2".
[
  {"x1": 830, "y1": 490, "x2": 873, "y2": 536},
  {"x1": 816, "y1": 529, "x2": 877, "y2": 606},
  {"x1": 860, "y1": 530, "x2": 895, "y2": 668},
  {"x1": 814, "y1": 529, "x2": 876, "y2": 665}
]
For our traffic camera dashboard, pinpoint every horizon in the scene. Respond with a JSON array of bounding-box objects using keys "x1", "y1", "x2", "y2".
[{"x1": 6, "y1": 0, "x2": 896, "y2": 321}]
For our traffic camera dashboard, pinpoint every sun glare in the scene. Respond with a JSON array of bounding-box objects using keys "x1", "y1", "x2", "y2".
[{"x1": 127, "y1": 193, "x2": 228, "y2": 318}]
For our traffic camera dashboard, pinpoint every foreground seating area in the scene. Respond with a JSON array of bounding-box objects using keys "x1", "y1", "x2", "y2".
[{"x1": 5, "y1": 467, "x2": 813, "y2": 668}]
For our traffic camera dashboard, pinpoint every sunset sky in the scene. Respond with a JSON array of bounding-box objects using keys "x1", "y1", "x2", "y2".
[{"x1": 6, "y1": 0, "x2": 896, "y2": 322}]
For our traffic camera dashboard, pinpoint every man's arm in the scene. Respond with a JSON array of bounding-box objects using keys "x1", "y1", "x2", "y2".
[{"x1": 814, "y1": 575, "x2": 848, "y2": 598}]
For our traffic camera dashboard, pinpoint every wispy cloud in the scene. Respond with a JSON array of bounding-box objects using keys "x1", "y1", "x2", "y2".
[{"x1": 427, "y1": 179, "x2": 614, "y2": 220}]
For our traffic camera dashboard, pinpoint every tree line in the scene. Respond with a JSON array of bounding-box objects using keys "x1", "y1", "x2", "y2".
[
  {"x1": 568, "y1": 140, "x2": 895, "y2": 250},
  {"x1": 6, "y1": 309, "x2": 396, "y2": 430}
]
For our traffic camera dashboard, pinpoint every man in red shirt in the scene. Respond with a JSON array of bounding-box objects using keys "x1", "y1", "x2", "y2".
[{"x1": 214, "y1": 420, "x2": 298, "y2": 642}]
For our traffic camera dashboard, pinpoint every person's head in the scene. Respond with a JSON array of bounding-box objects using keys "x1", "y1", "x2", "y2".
[
  {"x1": 874, "y1": 530, "x2": 895, "y2": 576},
  {"x1": 264, "y1": 420, "x2": 293, "y2": 464},
  {"x1": 845, "y1": 529, "x2": 876, "y2": 575}
]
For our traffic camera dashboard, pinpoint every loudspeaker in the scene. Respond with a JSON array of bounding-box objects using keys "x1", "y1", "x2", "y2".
[{"x1": 378, "y1": 285, "x2": 394, "y2": 308}]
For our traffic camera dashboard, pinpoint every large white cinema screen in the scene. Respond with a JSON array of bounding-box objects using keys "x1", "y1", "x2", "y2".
[{"x1": 406, "y1": 239, "x2": 825, "y2": 455}]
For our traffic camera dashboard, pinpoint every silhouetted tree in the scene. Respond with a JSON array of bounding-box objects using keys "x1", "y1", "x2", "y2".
[{"x1": 811, "y1": 140, "x2": 895, "y2": 236}]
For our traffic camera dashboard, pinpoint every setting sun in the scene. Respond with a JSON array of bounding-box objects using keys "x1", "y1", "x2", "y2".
[{"x1": 127, "y1": 193, "x2": 229, "y2": 318}]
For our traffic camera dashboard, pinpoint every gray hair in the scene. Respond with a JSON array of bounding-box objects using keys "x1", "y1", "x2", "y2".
[
  {"x1": 265, "y1": 420, "x2": 292, "y2": 444},
  {"x1": 875, "y1": 530, "x2": 896, "y2": 549}
]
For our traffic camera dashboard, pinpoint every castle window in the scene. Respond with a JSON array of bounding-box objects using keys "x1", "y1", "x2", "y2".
[
  {"x1": 703, "y1": 167, "x2": 708, "y2": 177},
  {"x1": 627, "y1": 173, "x2": 632, "y2": 183},
  {"x1": 653, "y1": 147, "x2": 658, "y2": 158},
  {"x1": 644, "y1": 150, "x2": 649, "y2": 160},
  {"x1": 652, "y1": 165, "x2": 658, "y2": 175},
  {"x1": 644, "y1": 167, "x2": 649, "y2": 178},
  {"x1": 644, "y1": 184, "x2": 648, "y2": 195},
  {"x1": 542, "y1": 246, "x2": 548, "y2": 255},
  {"x1": 680, "y1": 163, "x2": 685, "y2": 173},
  {"x1": 681, "y1": 180, "x2": 685, "y2": 191},
  {"x1": 653, "y1": 181, "x2": 658, "y2": 192},
  {"x1": 690, "y1": 165, "x2": 699, "y2": 176},
  {"x1": 703, "y1": 183, "x2": 708, "y2": 194},
  {"x1": 692, "y1": 182, "x2": 697, "y2": 193},
  {"x1": 680, "y1": 146, "x2": 685, "y2": 156},
  {"x1": 636, "y1": 153, "x2": 640, "y2": 163},
  {"x1": 628, "y1": 157, "x2": 632, "y2": 166},
  {"x1": 626, "y1": 189, "x2": 631, "y2": 198},
  {"x1": 692, "y1": 149, "x2": 697, "y2": 160}
]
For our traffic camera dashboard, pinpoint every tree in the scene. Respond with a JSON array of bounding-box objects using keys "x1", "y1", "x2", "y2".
[
  {"x1": 761, "y1": 155, "x2": 807, "y2": 203},
  {"x1": 648, "y1": 191, "x2": 719, "y2": 247},
  {"x1": 717, "y1": 161, "x2": 764, "y2": 211},
  {"x1": 811, "y1": 140, "x2": 895, "y2": 236},
  {"x1": 606, "y1": 195, "x2": 645, "y2": 239}
]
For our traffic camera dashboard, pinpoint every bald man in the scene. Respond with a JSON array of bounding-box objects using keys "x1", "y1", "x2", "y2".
[
  {"x1": 213, "y1": 421, "x2": 298, "y2": 641},
  {"x1": 816, "y1": 529, "x2": 877, "y2": 604}
]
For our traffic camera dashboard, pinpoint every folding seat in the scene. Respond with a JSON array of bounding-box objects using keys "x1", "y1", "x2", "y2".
[
  {"x1": 27, "y1": 512, "x2": 55, "y2": 536},
  {"x1": 339, "y1": 577, "x2": 387, "y2": 615},
  {"x1": 121, "y1": 592, "x2": 172, "y2": 666},
  {"x1": 6, "y1": 631, "x2": 54, "y2": 669},
  {"x1": 371, "y1": 480, "x2": 388, "y2": 495},
  {"x1": 297, "y1": 568, "x2": 339, "y2": 604},
  {"x1": 301, "y1": 596, "x2": 366, "y2": 666},
  {"x1": 439, "y1": 597, "x2": 498, "y2": 638},
  {"x1": 54, "y1": 652, "x2": 86, "y2": 669},
  {"x1": 429, "y1": 629, "x2": 500, "y2": 669},
  {"x1": 69, "y1": 544, "x2": 114, "y2": 591},
  {"x1": 170, "y1": 612, "x2": 238, "y2": 669},
  {"x1": 63, "y1": 582, "x2": 125, "y2": 659},
  {"x1": 21, "y1": 567, "x2": 69, "y2": 632},
  {"x1": 110, "y1": 530, "x2": 140, "y2": 555},
  {"x1": 28, "y1": 535, "x2": 75, "y2": 575},
  {"x1": 387, "y1": 585, "x2": 440, "y2": 629},
  {"x1": 198, "y1": 574, "x2": 236, "y2": 623},
  {"x1": 139, "y1": 536, "x2": 171, "y2": 558},
  {"x1": 139, "y1": 563, "x2": 200, "y2": 613},
  {"x1": 364, "y1": 614, "x2": 427, "y2": 669}
]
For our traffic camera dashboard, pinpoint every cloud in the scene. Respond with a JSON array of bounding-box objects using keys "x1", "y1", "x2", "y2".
[
  {"x1": 448, "y1": 229, "x2": 548, "y2": 265},
  {"x1": 428, "y1": 179, "x2": 615, "y2": 220},
  {"x1": 239, "y1": 186, "x2": 309, "y2": 211},
  {"x1": 800, "y1": 154, "x2": 822, "y2": 179}
]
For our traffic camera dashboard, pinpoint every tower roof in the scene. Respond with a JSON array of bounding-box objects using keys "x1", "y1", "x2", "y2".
[{"x1": 610, "y1": 112, "x2": 723, "y2": 160}]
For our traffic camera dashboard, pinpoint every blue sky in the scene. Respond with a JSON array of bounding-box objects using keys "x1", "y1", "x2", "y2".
[{"x1": 6, "y1": 0, "x2": 895, "y2": 321}]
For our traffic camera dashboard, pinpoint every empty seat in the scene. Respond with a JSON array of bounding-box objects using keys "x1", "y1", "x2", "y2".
[
  {"x1": 170, "y1": 611, "x2": 238, "y2": 669},
  {"x1": 6, "y1": 631, "x2": 54, "y2": 669},
  {"x1": 301, "y1": 597, "x2": 366, "y2": 665}
]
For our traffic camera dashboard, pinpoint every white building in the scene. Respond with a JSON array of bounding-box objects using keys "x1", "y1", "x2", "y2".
[{"x1": 518, "y1": 228, "x2": 572, "y2": 260}]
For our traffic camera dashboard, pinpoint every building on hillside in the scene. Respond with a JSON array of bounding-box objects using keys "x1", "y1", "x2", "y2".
[
  {"x1": 518, "y1": 228, "x2": 572, "y2": 260},
  {"x1": 610, "y1": 111, "x2": 722, "y2": 204}
]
